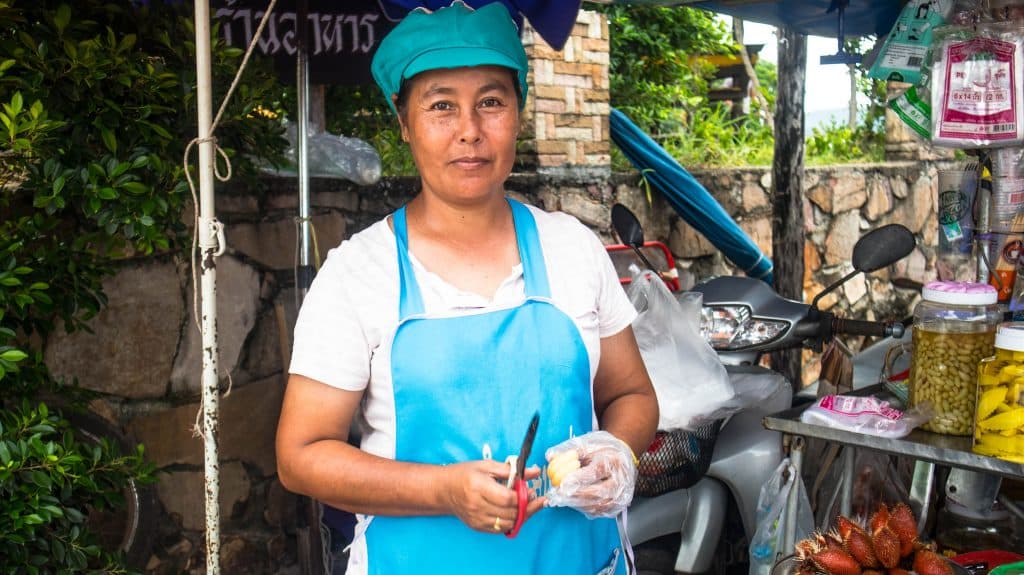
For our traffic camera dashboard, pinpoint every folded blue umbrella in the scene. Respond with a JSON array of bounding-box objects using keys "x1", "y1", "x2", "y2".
[
  {"x1": 376, "y1": 0, "x2": 581, "y2": 50},
  {"x1": 609, "y1": 107, "x2": 774, "y2": 284}
]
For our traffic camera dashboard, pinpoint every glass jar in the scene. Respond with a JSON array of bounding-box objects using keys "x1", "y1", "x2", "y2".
[
  {"x1": 909, "y1": 281, "x2": 1001, "y2": 435},
  {"x1": 974, "y1": 322, "x2": 1024, "y2": 462}
]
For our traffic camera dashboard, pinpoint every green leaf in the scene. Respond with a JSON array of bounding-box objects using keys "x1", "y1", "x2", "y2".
[
  {"x1": 0, "y1": 442, "x2": 10, "y2": 466},
  {"x1": 96, "y1": 187, "x2": 117, "y2": 200},
  {"x1": 0, "y1": 276, "x2": 21, "y2": 287},
  {"x1": 9, "y1": 91, "x2": 22, "y2": 116},
  {"x1": 52, "y1": 175, "x2": 66, "y2": 196},
  {"x1": 0, "y1": 60, "x2": 13, "y2": 74},
  {"x1": 0, "y1": 349, "x2": 27, "y2": 362},
  {"x1": 121, "y1": 181, "x2": 147, "y2": 195},
  {"x1": 53, "y1": 4, "x2": 71, "y2": 35},
  {"x1": 100, "y1": 127, "x2": 116, "y2": 154}
]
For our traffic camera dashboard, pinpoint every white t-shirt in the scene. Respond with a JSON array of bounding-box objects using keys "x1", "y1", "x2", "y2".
[{"x1": 289, "y1": 202, "x2": 637, "y2": 459}]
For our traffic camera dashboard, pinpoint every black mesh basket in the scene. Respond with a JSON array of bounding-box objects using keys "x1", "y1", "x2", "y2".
[{"x1": 636, "y1": 420, "x2": 722, "y2": 497}]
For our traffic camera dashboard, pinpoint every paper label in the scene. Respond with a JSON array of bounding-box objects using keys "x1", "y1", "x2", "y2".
[
  {"x1": 880, "y1": 43, "x2": 930, "y2": 72},
  {"x1": 939, "y1": 37, "x2": 1019, "y2": 140}
]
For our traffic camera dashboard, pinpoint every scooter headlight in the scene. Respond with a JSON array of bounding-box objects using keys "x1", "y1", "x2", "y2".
[{"x1": 701, "y1": 305, "x2": 789, "y2": 350}]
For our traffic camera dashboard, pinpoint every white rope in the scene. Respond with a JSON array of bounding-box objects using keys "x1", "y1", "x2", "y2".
[{"x1": 185, "y1": 0, "x2": 279, "y2": 438}]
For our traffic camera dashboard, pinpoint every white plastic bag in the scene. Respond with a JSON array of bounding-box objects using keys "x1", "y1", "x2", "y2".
[
  {"x1": 627, "y1": 268, "x2": 734, "y2": 430},
  {"x1": 800, "y1": 394, "x2": 933, "y2": 438},
  {"x1": 748, "y1": 458, "x2": 815, "y2": 575}
]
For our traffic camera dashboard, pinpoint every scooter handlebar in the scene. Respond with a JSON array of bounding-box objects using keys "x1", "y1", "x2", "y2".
[{"x1": 831, "y1": 317, "x2": 905, "y2": 339}]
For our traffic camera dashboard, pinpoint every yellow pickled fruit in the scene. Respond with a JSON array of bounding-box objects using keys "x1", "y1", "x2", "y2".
[
  {"x1": 1008, "y1": 382, "x2": 1024, "y2": 403},
  {"x1": 978, "y1": 407, "x2": 1024, "y2": 431},
  {"x1": 978, "y1": 387, "x2": 1008, "y2": 420},
  {"x1": 974, "y1": 442, "x2": 1002, "y2": 457},
  {"x1": 977, "y1": 432, "x2": 1024, "y2": 453},
  {"x1": 980, "y1": 372, "x2": 1002, "y2": 387},
  {"x1": 547, "y1": 449, "x2": 580, "y2": 487},
  {"x1": 1014, "y1": 351, "x2": 1024, "y2": 362},
  {"x1": 997, "y1": 403, "x2": 1014, "y2": 414},
  {"x1": 1000, "y1": 428, "x2": 1018, "y2": 437},
  {"x1": 999, "y1": 364, "x2": 1024, "y2": 383}
]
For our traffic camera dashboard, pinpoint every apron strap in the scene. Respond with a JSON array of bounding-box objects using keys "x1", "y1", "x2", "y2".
[
  {"x1": 393, "y1": 206, "x2": 425, "y2": 320},
  {"x1": 508, "y1": 199, "x2": 551, "y2": 299},
  {"x1": 393, "y1": 199, "x2": 552, "y2": 320}
]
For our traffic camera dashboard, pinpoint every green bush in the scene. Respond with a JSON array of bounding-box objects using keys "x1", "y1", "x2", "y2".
[{"x1": 0, "y1": 1, "x2": 285, "y2": 571}]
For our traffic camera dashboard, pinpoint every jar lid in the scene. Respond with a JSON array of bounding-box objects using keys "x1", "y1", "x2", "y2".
[
  {"x1": 922, "y1": 281, "x2": 998, "y2": 305},
  {"x1": 996, "y1": 322, "x2": 1024, "y2": 351}
]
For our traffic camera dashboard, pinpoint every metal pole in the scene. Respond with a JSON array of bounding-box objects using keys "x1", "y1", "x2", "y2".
[
  {"x1": 839, "y1": 446, "x2": 854, "y2": 518},
  {"x1": 193, "y1": 0, "x2": 221, "y2": 572},
  {"x1": 296, "y1": 0, "x2": 314, "y2": 300},
  {"x1": 783, "y1": 436, "x2": 805, "y2": 557},
  {"x1": 293, "y1": 7, "x2": 325, "y2": 574}
]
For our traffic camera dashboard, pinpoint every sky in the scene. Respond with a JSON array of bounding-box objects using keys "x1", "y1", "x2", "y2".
[{"x1": 741, "y1": 21, "x2": 862, "y2": 126}]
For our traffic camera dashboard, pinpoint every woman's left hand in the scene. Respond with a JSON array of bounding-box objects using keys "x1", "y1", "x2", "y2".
[{"x1": 544, "y1": 431, "x2": 637, "y2": 518}]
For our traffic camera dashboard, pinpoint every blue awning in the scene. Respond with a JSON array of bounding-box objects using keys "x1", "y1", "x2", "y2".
[
  {"x1": 379, "y1": 1, "x2": 901, "y2": 53},
  {"x1": 680, "y1": 1, "x2": 899, "y2": 38},
  {"x1": 609, "y1": 108, "x2": 774, "y2": 283}
]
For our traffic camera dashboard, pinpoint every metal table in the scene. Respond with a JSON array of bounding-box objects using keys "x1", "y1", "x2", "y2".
[{"x1": 763, "y1": 385, "x2": 1024, "y2": 552}]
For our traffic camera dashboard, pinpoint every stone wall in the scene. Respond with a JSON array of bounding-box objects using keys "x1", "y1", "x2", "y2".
[{"x1": 41, "y1": 160, "x2": 950, "y2": 573}]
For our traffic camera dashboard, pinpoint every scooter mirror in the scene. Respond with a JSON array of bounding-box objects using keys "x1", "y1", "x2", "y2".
[
  {"x1": 852, "y1": 224, "x2": 916, "y2": 273},
  {"x1": 612, "y1": 204, "x2": 644, "y2": 248}
]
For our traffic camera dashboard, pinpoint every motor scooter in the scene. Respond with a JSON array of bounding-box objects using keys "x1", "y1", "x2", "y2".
[{"x1": 609, "y1": 204, "x2": 914, "y2": 575}]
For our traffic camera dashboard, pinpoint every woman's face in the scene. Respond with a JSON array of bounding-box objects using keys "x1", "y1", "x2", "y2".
[{"x1": 397, "y1": 65, "x2": 519, "y2": 205}]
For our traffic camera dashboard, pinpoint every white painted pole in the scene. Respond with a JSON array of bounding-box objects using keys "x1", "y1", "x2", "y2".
[{"x1": 193, "y1": 1, "x2": 222, "y2": 572}]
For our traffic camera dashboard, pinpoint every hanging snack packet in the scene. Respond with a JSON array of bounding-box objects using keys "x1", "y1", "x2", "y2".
[
  {"x1": 890, "y1": 84, "x2": 933, "y2": 140},
  {"x1": 931, "y1": 24, "x2": 1024, "y2": 148},
  {"x1": 869, "y1": 0, "x2": 954, "y2": 85}
]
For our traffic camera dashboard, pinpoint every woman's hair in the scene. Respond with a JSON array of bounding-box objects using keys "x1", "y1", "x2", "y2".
[{"x1": 394, "y1": 68, "x2": 523, "y2": 120}]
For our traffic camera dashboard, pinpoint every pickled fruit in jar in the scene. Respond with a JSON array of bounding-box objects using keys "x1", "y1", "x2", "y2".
[
  {"x1": 910, "y1": 329, "x2": 995, "y2": 435},
  {"x1": 973, "y1": 322, "x2": 1024, "y2": 462}
]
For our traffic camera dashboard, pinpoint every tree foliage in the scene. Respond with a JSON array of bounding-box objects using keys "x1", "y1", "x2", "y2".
[
  {"x1": 601, "y1": 5, "x2": 777, "y2": 167},
  {"x1": 0, "y1": 1, "x2": 285, "y2": 571}
]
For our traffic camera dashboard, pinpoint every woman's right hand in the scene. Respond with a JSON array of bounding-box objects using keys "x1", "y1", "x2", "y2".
[{"x1": 443, "y1": 460, "x2": 545, "y2": 534}]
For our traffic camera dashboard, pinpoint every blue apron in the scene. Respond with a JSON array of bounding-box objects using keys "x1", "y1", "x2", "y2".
[{"x1": 361, "y1": 199, "x2": 626, "y2": 574}]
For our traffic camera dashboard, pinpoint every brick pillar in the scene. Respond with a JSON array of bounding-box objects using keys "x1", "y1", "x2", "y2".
[{"x1": 518, "y1": 9, "x2": 610, "y2": 179}]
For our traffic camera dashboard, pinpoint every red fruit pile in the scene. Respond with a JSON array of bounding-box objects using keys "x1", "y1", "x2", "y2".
[{"x1": 793, "y1": 502, "x2": 953, "y2": 575}]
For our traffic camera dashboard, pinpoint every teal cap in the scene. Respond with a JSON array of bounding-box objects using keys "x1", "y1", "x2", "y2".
[{"x1": 371, "y1": 1, "x2": 529, "y2": 115}]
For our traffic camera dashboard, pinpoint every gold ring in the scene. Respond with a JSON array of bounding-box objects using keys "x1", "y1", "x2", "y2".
[{"x1": 493, "y1": 516, "x2": 502, "y2": 532}]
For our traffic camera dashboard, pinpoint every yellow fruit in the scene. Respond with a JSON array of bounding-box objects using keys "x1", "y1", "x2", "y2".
[
  {"x1": 976, "y1": 432, "x2": 1024, "y2": 453},
  {"x1": 978, "y1": 387, "x2": 1007, "y2": 420},
  {"x1": 1008, "y1": 383, "x2": 1024, "y2": 403},
  {"x1": 973, "y1": 442, "x2": 1002, "y2": 457},
  {"x1": 980, "y1": 373, "x2": 1002, "y2": 387},
  {"x1": 999, "y1": 365, "x2": 1024, "y2": 383},
  {"x1": 547, "y1": 450, "x2": 580, "y2": 487},
  {"x1": 978, "y1": 408, "x2": 1024, "y2": 431}
]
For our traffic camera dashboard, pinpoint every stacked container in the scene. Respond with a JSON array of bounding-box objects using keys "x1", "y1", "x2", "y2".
[
  {"x1": 909, "y1": 281, "x2": 1002, "y2": 435},
  {"x1": 974, "y1": 322, "x2": 1024, "y2": 462}
]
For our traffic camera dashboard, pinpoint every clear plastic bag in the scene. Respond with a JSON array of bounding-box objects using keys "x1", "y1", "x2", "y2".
[
  {"x1": 748, "y1": 458, "x2": 814, "y2": 575},
  {"x1": 627, "y1": 268, "x2": 734, "y2": 430},
  {"x1": 263, "y1": 120, "x2": 383, "y2": 185},
  {"x1": 800, "y1": 394, "x2": 933, "y2": 438}
]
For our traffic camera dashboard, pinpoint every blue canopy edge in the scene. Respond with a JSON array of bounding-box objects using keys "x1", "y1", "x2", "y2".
[
  {"x1": 609, "y1": 108, "x2": 774, "y2": 284},
  {"x1": 378, "y1": 0, "x2": 582, "y2": 50}
]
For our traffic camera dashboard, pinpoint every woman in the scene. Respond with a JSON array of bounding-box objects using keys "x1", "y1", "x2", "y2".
[{"x1": 276, "y1": 2, "x2": 658, "y2": 573}]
